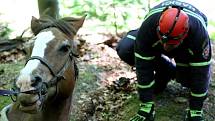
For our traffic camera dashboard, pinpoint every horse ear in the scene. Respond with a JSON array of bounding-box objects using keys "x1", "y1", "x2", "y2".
[
  {"x1": 62, "y1": 15, "x2": 87, "y2": 32},
  {"x1": 31, "y1": 16, "x2": 43, "y2": 35}
]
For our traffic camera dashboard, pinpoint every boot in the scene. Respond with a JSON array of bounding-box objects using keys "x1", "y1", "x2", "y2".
[
  {"x1": 184, "y1": 109, "x2": 204, "y2": 121},
  {"x1": 130, "y1": 102, "x2": 155, "y2": 121}
]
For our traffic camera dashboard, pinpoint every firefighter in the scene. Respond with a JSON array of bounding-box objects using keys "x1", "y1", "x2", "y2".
[{"x1": 116, "y1": 0, "x2": 210, "y2": 121}]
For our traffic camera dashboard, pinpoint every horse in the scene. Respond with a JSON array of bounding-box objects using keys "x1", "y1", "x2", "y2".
[{"x1": 0, "y1": 15, "x2": 86, "y2": 121}]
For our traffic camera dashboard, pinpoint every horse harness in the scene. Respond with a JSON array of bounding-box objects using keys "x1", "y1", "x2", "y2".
[
  {"x1": 0, "y1": 24, "x2": 79, "y2": 101},
  {"x1": 22, "y1": 49, "x2": 78, "y2": 95}
]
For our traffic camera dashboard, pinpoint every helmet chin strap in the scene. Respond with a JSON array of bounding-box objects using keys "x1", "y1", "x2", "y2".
[{"x1": 163, "y1": 43, "x2": 179, "y2": 52}]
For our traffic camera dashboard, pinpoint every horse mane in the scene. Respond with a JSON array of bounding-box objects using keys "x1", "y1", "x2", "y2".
[{"x1": 31, "y1": 16, "x2": 77, "y2": 38}]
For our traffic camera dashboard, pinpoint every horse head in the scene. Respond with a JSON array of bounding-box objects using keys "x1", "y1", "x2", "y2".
[{"x1": 13, "y1": 15, "x2": 85, "y2": 114}]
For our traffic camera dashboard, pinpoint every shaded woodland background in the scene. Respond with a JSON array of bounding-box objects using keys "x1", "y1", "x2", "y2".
[{"x1": 0, "y1": 0, "x2": 215, "y2": 121}]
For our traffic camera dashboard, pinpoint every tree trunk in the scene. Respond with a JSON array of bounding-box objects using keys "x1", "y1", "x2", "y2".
[
  {"x1": 148, "y1": 0, "x2": 151, "y2": 10},
  {"x1": 37, "y1": 0, "x2": 59, "y2": 18},
  {"x1": 0, "y1": 39, "x2": 24, "y2": 52}
]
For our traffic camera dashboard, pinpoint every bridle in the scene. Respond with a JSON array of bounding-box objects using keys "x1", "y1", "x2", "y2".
[
  {"x1": 28, "y1": 49, "x2": 78, "y2": 89},
  {"x1": 0, "y1": 17, "x2": 80, "y2": 102},
  {"x1": 11, "y1": 49, "x2": 79, "y2": 102},
  {"x1": 26, "y1": 50, "x2": 78, "y2": 91},
  {"x1": 0, "y1": 37, "x2": 79, "y2": 103}
]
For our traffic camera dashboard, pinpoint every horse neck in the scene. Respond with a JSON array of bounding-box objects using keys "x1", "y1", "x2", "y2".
[
  {"x1": 43, "y1": 54, "x2": 76, "y2": 121},
  {"x1": 7, "y1": 94, "x2": 73, "y2": 121},
  {"x1": 42, "y1": 94, "x2": 73, "y2": 121}
]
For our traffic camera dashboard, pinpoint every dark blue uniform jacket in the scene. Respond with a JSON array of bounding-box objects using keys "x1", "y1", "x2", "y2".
[{"x1": 135, "y1": 0, "x2": 211, "y2": 96}]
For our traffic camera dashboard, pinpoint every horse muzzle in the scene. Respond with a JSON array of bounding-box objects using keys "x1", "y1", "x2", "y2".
[
  {"x1": 16, "y1": 81, "x2": 49, "y2": 113},
  {"x1": 18, "y1": 92, "x2": 42, "y2": 113}
]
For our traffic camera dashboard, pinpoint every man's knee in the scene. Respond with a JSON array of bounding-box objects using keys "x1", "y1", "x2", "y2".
[
  {"x1": 116, "y1": 29, "x2": 138, "y2": 66},
  {"x1": 116, "y1": 46, "x2": 134, "y2": 66}
]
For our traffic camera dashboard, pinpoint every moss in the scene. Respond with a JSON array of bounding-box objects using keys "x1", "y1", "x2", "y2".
[
  {"x1": 111, "y1": 94, "x2": 140, "y2": 121},
  {"x1": 0, "y1": 61, "x2": 24, "y2": 110},
  {"x1": 112, "y1": 90, "x2": 188, "y2": 121},
  {"x1": 0, "y1": 97, "x2": 11, "y2": 110}
]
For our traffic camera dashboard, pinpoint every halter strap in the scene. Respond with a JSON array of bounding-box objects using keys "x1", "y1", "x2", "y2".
[
  {"x1": 25, "y1": 50, "x2": 76, "y2": 88},
  {"x1": 27, "y1": 56, "x2": 56, "y2": 76},
  {"x1": 6, "y1": 50, "x2": 75, "y2": 99}
]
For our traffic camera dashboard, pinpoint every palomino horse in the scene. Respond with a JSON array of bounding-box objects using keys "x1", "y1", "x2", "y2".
[{"x1": 0, "y1": 15, "x2": 85, "y2": 121}]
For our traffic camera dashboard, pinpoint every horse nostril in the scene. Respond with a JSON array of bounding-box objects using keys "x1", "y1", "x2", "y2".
[{"x1": 31, "y1": 76, "x2": 42, "y2": 87}]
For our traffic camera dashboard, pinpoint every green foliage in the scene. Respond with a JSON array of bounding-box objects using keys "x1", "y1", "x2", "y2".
[
  {"x1": 210, "y1": 32, "x2": 215, "y2": 41},
  {"x1": 0, "y1": 24, "x2": 12, "y2": 39},
  {"x1": 59, "y1": 0, "x2": 149, "y2": 33},
  {"x1": 209, "y1": 20, "x2": 215, "y2": 26},
  {"x1": 208, "y1": 20, "x2": 215, "y2": 41}
]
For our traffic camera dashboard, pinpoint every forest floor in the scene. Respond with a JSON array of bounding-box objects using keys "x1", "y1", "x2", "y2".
[
  {"x1": 0, "y1": 33, "x2": 215, "y2": 121},
  {"x1": 70, "y1": 34, "x2": 215, "y2": 121}
]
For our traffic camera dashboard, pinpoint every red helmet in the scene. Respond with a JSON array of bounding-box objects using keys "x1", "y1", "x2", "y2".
[{"x1": 157, "y1": 7, "x2": 189, "y2": 45}]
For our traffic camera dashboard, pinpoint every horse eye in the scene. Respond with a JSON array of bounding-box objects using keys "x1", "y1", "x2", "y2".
[{"x1": 59, "y1": 44, "x2": 70, "y2": 52}]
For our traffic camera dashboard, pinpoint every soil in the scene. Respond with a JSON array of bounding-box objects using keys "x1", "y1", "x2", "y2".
[
  {"x1": 0, "y1": 33, "x2": 215, "y2": 121},
  {"x1": 70, "y1": 34, "x2": 215, "y2": 121}
]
